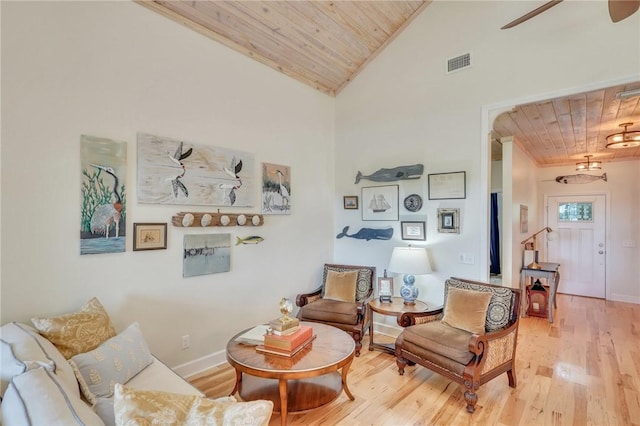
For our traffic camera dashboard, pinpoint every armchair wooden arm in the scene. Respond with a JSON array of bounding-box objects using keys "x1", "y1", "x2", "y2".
[
  {"x1": 398, "y1": 308, "x2": 443, "y2": 327},
  {"x1": 295, "y1": 288, "x2": 322, "y2": 308}
]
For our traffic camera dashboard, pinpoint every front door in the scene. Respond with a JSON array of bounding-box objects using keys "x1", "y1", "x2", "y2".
[{"x1": 546, "y1": 194, "x2": 606, "y2": 298}]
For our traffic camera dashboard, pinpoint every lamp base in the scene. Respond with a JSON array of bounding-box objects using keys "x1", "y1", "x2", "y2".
[
  {"x1": 527, "y1": 261, "x2": 542, "y2": 270},
  {"x1": 399, "y1": 274, "x2": 419, "y2": 305}
]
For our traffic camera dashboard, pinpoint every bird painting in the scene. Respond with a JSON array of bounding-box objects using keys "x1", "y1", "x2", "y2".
[
  {"x1": 261, "y1": 163, "x2": 291, "y2": 215},
  {"x1": 167, "y1": 141, "x2": 192, "y2": 198},
  {"x1": 219, "y1": 157, "x2": 243, "y2": 205},
  {"x1": 89, "y1": 164, "x2": 122, "y2": 239},
  {"x1": 274, "y1": 169, "x2": 290, "y2": 210}
]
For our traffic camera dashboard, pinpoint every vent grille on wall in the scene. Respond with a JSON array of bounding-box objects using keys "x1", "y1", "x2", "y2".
[{"x1": 446, "y1": 53, "x2": 471, "y2": 74}]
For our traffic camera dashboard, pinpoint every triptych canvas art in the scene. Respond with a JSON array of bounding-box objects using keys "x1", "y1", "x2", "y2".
[{"x1": 80, "y1": 133, "x2": 291, "y2": 277}]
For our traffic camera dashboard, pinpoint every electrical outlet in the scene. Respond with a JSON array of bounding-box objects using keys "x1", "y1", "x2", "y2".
[{"x1": 181, "y1": 335, "x2": 190, "y2": 350}]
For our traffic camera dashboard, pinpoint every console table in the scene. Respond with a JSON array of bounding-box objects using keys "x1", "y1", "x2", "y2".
[{"x1": 520, "y1": 262, "x2": 560, "y2": 323}]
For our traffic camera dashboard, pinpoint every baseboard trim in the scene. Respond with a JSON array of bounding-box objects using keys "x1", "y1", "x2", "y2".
[
  {"x1": 371, "y1": 321, "x2": 402, "y2": 338},
  {"x1": 609, "y1": 293, "x2": 640, "y2": 305},
  {"x1": 172, "y1": 350, "x2": 227, "y2": 379}
]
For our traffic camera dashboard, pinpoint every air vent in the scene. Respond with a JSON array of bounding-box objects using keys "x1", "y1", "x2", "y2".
[{"x1": 446, "y1": 53, "x2": 471, "y2": 74}]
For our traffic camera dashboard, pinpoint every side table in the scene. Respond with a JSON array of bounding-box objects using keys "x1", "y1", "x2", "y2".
[{"x1": 368, "y1": 297, "x2": 435, "y2": 354}]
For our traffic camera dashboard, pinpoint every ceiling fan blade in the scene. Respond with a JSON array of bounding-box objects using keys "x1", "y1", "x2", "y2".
[
  {"x1": 501, "y1": 0, "x2": 564, "y2": 29},
  {"x1": 609, "y1": 0, "x2": 640, "y2": 22}
]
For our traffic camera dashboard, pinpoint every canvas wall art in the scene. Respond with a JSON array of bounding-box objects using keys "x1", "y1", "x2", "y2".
[
  {"x1": 137, "y1": 132, "x2": 255, "y2": 206},
  {"x1": 80, "y1": 135, "x2": 127, "y2": 255},
  {"x1": 261, "y1": 162, "x2": 291, "y2": 214},
  {"x1": 183, "y1": 233, "x2": 231, "y2": 277}
]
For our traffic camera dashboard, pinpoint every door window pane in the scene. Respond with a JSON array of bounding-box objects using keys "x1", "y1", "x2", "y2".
[{"x1": 558, "y1": 202, "x2": 593, "y2": 222}]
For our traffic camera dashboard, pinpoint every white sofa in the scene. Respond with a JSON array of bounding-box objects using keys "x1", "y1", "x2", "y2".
[{"x1": 0, "y1": 301, "x2": 272, "y2": 426}]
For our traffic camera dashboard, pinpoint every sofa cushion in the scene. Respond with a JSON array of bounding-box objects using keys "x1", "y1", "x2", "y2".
[
  {"x1": 31, "y1": 297, "x2": 117, "y2": 359},
  {"x1": 323, "y1": 270, "x2": 358, "y2": 303},
  {"x1": 400, "y1": 321, "x2": 475, "y2": 365},
  {"x1": 441, "y1": 287, "x2": 492, "y2": 334},
  {"x1": 69, "y1": 322, "x2": 154, "y2": 405},
  {"x1": 1, "y1": 367, "x2": 105, "y2": 426},
  {"x1": 445, "y1": 278, "x2": 515, "y2": 331},
  {"x1": 323, "y1": 265, "x2": 373, "y2": 302},
  {"x1": 114, "y1": 383, "x2": 273, "y2": 426},
  {"x1": 0, "y1": 322, "x2": 79, "y2": 398},
  {"x1": 298, "y1": 299, "x2": 358, "y2": 325}
]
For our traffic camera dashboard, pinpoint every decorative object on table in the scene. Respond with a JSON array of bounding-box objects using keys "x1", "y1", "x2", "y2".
[
  {"x1": 354, "y1": 164, "x2": 423, "y2": 184},
  {"x1": 80, "y1": 135, "x2": 127, "y2": 255},
  {"x1": 555, "y1": 173, "x2": 607, "y2": 184},
  {"x1": 437, "y1": 208, "x2": 460, "y2": 233},
  {"x1": 575, "y1": 155, "x2": 602, "y2": 171},
  {"x1": 377, "y1": 270, "x2": 393, "y2": 303},
  {"x1": 526, "y1": 279, "x2": 549, "y2": 318},
  {"x1": 520, "y1": 205, "x2": 528, "y2": 234},
  {"x1": 343, "y1": 196, "x2": 358, "y2": 210},
  {"x1": 362, "y1": 185, "x2": 398, "y2": 221},
  {"x1": 605, "y1": 122, "x2": 640, "y2": 149},
  {"x1": 234, "y1": 324, "x2": 269, "y2": 345},
  {"x1": 428, "y1": 171, "x2": 466, "y2": 200},
  {"x1": 172, "y1": 212, "x2": 263, "y2": 227},
  {"x1": 133, "y1": 223, "x2": 167, "y2": 251},
  {"x1": 388, "y1": 246, "x2": 432, "y2": 305},
  {"x1": 261, "y1": 162, "x2": 291, "y2": 214},
  {"x1": 137, "y1": 132, "x2": 255, "y2": 206},
  {"x1": 235, "y1": 236, "x2": 264, "y2": 245},
  {"x1": 336, "y1": 226, "x2": 393, "y2": 241},
  {"x1": 256, "y1": 327, "x2": 316, "y2": 357},
  {"x1": 183, "y1": 234, "x2": 230, "y2": 277},
  {"x1": 268, "y1": 298, "x2": 299, "y2": 333},
  {"x1": 403, "y1": 194, "x2": 422, "y2": 212},
  {"x1": 520, "y1": 227, "x2": 555, "y2": 269},
  {"x1": 401, "y1": 221, "x2": 426, "y2": 241}
]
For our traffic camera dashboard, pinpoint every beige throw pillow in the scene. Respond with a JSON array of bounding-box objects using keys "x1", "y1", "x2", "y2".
[
  {"x1": 31, "y1": 297, "x2": 117, "y2": 359},
  {"x1": 113, "y1": 383, "x2": 273, "y2": 426},
  {"x1": 441, "y1": 287, "x2": 492, "y2": 335},
  {"x1": 323, "y1": 270, "x2": 358, "y2": 303}
]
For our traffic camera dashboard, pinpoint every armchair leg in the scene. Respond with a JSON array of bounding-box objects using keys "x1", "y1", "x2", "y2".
[
  {"x1": 464, "y1": 380, "x2": 479, "y2": 413},
  {"x1": 396, "y1": 357, "x2": 407, "y2": 375},
  {"x1": 352, "y1": 331, "x2": 362, "y2": 357},
  {"x1": 507, "y1": 368, "x2": 517, "y2": 388}
]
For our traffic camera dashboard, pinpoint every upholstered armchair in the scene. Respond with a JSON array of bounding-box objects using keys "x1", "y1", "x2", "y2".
[
  {"x1": 395, "y1": 277, "x2": 521, "y2": 413},
  {"x1": 296, "y1": 264, "x2": 376, "y2": 356}
]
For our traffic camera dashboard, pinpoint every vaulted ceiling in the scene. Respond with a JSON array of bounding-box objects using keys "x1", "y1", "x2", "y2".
[{"x1": 138, "y1": 1, "x2": 640, "y2": 168}]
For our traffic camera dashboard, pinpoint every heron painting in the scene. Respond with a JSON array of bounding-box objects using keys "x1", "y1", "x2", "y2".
[
  {"x1": 137, "y1": 132, "x2": 255, "y2": 206},
  {"x1": 80, "y1": 135, "x2": 127, "y2": 255},
  {"x1": 261, "y1": 162, "x2": 291, "y2": 215}
]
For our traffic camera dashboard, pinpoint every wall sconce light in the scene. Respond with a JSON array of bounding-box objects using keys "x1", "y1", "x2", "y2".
[{"x1": 575, "y1": 155, "x2": 601, "y2": 171}]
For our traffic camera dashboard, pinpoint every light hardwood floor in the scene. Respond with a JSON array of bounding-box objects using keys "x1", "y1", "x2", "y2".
[{"x1": 189, "y1": 294, "x2": 640, "y2": 425}]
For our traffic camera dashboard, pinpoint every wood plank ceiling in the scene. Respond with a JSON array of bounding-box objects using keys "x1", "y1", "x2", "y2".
[
  {"x1": 138, "y1": 1, "x2": 640, "y2": 168},
  {"x1": 137, "y1": 0, "x2": 431, "y2": 97}
]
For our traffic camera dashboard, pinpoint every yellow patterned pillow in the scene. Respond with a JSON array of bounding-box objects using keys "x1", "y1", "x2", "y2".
[
  {"x1": 31, "y1": 297, "x2": 117, "y2": 359},
  {"x1": 114, "y1": 384, "x2": 273, "y2": 426}
]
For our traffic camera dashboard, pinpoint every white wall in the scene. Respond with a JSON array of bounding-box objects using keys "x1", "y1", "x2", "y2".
[
  {"x1": 537, "y1": 160, "x2": 640, "y2": 303},
  {"x1": 334, "y1": 0, "x2": 639, "y2": 307},
  {"x1": 1, "y1": 1, "x2": 336, "y2": 369}
]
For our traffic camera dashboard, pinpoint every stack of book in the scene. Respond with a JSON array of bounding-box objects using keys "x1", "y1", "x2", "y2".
[{"x1": 256, "y1": 323, "x2": 315, "y2": 357}]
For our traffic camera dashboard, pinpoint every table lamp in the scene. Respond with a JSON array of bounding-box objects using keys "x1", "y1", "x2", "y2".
[
  {"x1": 521, "y1": 227, "x2": 555, "y2": 269},
  {"x1": 388, "y1": 246, "x2": 431, "y2": 305}
]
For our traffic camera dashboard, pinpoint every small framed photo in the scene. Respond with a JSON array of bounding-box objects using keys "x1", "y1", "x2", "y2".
[
  {"x1": 377, "y1": 277, "x2": 394, "y2": 303},
  {"x1": 343, "y1": 196, "x2": 358, "y2": 210},
  {"x1": 133, "y1": 223, "x2": 167, "y2": 251},
  {"x1": 437, "y1": 208, "x2": 460, "y2": 233},
  {"x1": 401, "y1": 221, "x2": 426, "y2": 241},
  {"x1": 362, "y1": 185, "x2": 399, "y2": 221},
  {"x1": 428, "y1": 171, "x2": 466, "y2": 200}
]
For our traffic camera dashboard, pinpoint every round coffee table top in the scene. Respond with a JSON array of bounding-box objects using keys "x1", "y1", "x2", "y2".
[{"x1": 227, "y1": 322, "x2": 355, "y2": 376}]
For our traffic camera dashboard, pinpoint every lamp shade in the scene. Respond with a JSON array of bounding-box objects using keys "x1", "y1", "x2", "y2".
[{"x1": 388, "y1": 246, "x2": 431, "y2": 275}]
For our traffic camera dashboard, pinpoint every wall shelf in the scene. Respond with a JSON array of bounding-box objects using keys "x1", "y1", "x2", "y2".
[{"x1": 172, "y1": 211, "x2": 264, "y2": 227}]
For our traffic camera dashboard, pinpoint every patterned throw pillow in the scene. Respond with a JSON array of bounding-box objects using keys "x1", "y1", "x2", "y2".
[
  {"x1": 31, "y1": 297, "x2": 117, "y2": 359},
  {"x1": 323, "y1": 270, "x2": 358, "y2": 303},
  {"x1": 441, "y1": 287, "x2": 492, "y2": 335},
  {"x1": 323, "y1": 265, "x2": 373, "y2": 302},
  {"x1": 114, "y1": 383, "x2": 273, "y2": 426},
  {"x1": 69, "y1": 322, "x2": 154, "y2": 405}
]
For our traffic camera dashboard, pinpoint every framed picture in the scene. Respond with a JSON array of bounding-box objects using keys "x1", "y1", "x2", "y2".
[
  {"x1": 377, "y1": 277, "x2": 393, "y2": 303},
  {"x1": 401, "y1": 221, "x2": 426, "y2": 241},
  {"x1": 520, "y1": 204, "x2": 528, "y2": 233},
  {"x1": 437, "y1": 208, "x2": 460, "y2": 233},
  {"x1": 362, "y1": 185, "x2": 399, "y2": 221},
  {"x1": 343, "y1": 196, "x2": 358, "y2": 210},
  {"x1": 133, "y1": 223, "x2": 167, "y2": 251},
  {"x1": 428, "y1": 171, "x2": 466, "y2": 200}
]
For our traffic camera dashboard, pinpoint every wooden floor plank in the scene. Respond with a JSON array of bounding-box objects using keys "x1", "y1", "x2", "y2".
[{"x1": 189, "y1": 294, "x2": 639, "y2": 425}]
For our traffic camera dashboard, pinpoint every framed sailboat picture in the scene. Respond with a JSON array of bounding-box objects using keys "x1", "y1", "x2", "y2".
[{"x1": 362, "y1": 185, "x2": 399, "y2": 221}]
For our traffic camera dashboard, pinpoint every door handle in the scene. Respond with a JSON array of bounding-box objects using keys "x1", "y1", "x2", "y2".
[{"x1": 598, "y1": 250, "x2": 604, "y2": 254}]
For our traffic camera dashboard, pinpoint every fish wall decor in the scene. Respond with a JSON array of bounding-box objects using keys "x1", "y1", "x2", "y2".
[
  {"x1": 355, "y1": 164, "x2": 423, "y2": 184},
  {"x1": 236, "y1": 236, "x2": 264, "y2": 245},
  {"x1": 336, "y1": 226, "x2": 393, "y2": 241},
  {"x1": 555, "y1": 173, "x2": 607, "y2": 184}
]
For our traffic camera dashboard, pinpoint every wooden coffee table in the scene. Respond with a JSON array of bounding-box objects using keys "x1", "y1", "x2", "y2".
[{"x1": 226, "y1": 322, "x2": 355, "y2": 426}]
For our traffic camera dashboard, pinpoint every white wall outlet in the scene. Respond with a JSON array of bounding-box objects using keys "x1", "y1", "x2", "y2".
[
  {"x1": 458, "y1": 253, "x2": 475, "y2": 265},
  {"x1": 622, "y1": 240, "x2": 635, "y2": 248},
  {"x1": 181, "y1": 335, "x2": 190, "y2": 350}
]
